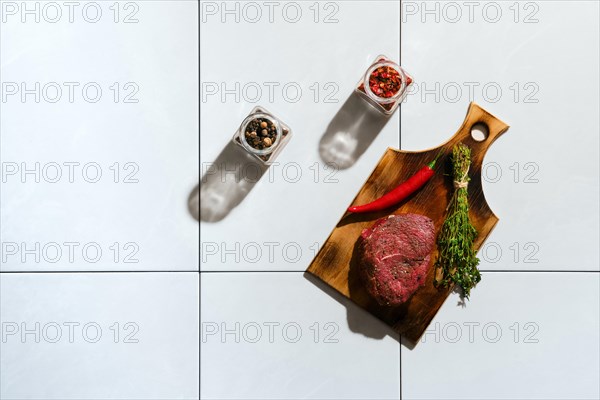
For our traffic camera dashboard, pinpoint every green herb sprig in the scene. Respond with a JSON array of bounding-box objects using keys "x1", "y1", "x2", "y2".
[{"x1": 434, "y1": 143, "x2": 481, "y2": 299}]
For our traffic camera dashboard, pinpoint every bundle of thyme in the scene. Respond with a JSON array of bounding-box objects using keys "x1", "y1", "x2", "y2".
[{"x1": 434, "y1": 143, "x2": 480, "y2": 299}]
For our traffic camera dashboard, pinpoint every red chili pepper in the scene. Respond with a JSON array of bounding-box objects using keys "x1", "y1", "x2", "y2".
[{"x1": 347, "y1": 154, "x2": 441, "y2": 214}]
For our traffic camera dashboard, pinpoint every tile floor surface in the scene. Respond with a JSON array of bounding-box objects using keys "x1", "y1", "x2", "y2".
[
  {"x1": 1, "y1": 1, "x2": 599, "y2": 399},
  {"x1": 200, "y1": 1, "x2": 599, "y2": 399}
]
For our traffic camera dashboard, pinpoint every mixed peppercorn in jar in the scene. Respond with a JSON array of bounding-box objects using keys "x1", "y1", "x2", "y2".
[
  {"x1": 233, "y1": 107, "x2": 292, "y2": 164},
  {"x1": 243, "y1": 117, "x2": 278, "y2": 150}
]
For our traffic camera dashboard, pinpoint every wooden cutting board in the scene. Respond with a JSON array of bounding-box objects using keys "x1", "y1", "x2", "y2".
[{"x1": 306, "y1": 102, "x2": 509, "y2": 345}]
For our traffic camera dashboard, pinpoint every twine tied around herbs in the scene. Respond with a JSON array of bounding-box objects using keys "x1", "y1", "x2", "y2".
[
  {"x1": 447, "y1": 167, "x2": 470, "y2": 211},
  {"x1": 453, "y1": 180, "x2": 469, "y2": 189},
  {"x1": 453, "y1": 172, "x2": 470, "y2": 190}
]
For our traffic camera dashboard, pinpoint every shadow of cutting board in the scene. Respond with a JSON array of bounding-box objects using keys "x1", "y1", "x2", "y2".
[{"x1": 306, "y1": 102, "x2": 509, "y2": 346}]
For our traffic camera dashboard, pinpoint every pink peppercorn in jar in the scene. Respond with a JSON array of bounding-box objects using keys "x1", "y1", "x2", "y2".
[
  {"x1": 356, "y1": 55, "x2": 413, "y2": 115},
  {"x1": 233, "y1": 106, "x2": 292, "y2": 164}
]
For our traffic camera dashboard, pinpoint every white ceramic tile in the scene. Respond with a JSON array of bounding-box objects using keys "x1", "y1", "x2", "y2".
[
  {"x1": 0, "y1": 1, "x2": 199, "y2": 271},
  {"x1": 402, "y1": 272, "x2": 600, "y2": 400},
  {"x1": 200, "y1": 272, "x2": 401, "y2": 399},
  {"x1": 0, "y1": 272, "x2": 199, "y2": 399},
  {"x1": 401, "y1": 1, "x2": 599, "y2": 270},
  {"x1": 200, "y1": 1, "x2": 401, "y2": 271}
]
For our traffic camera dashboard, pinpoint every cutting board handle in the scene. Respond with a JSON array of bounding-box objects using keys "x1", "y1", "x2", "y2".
[{"x1": 438, "y1": 102, "x2": 510, "y2": 165}]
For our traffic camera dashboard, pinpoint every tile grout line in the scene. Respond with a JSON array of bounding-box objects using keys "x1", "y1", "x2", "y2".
[
  {"x1": 2, "y1": 270, "x2": 597, "y2": 274},
  {"x1": 399, "y1": 2, "x2": 403, "y2": 398},
  {"x1": 198, "y1": 0, "x2": 202, "y2": 397},
  {"x1": 197, "y1": 270, "x2": 599, "y2": 273},
  {"x1": 0, "y1": 270, "x2": 199, "y2": 274},
  {"x1": 0, "y1": 15, "x2": 3, "y2": 397},
  {"x1": 399, "y1": 337, "x2": 403, "y2": 400},
  {"x1": 398, "y1": 0, "x2": 402, "y2": 154}
]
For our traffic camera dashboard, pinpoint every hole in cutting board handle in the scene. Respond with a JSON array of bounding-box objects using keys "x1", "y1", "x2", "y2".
[{"x1": 470, "y1": 122, "x2": 489, "y2": 142}]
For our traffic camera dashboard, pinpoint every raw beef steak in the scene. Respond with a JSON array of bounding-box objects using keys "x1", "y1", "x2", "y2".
[{"x1": 359, "y1": 213, "x2": 435, "y2": 306}]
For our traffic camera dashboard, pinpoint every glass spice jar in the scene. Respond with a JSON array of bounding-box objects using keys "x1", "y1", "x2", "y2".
[
  {"x1": 233, "y1": 106, "x2": 292, "y2": 164},
  {"x1": 355, "y1": 55, "x2": 413, "y2": 115}
]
